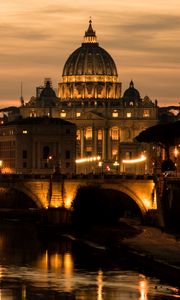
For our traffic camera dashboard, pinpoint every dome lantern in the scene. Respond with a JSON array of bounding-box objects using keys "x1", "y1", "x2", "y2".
[{"x1": 83, "y1": 19, "x2": 97, "y2": 44}]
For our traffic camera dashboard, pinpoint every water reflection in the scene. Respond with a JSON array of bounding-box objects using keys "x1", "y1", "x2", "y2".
[
  {"x1": 97, "y1": 270, "x2": 103, "y2": 300},
  {"x1": 139, "y1": 276, "x2": 148, "y2": 300},
  {"x1": 0, "y1": 223, "x2": 178, "y2": 300}
]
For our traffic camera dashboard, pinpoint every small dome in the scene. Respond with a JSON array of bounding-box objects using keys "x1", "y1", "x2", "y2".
[
  {"x1": 40, "y1": 81, "x2": 56, "y2": 98},
  {"x1": 37, "y1": 80, "x2": 57, "y2": 107},
  {"x1": 62, "y1": 20, "x2": 118, "y2": 81},
  {"x1": 123, "y1": 81, "x2": 141, "y2": 102}
]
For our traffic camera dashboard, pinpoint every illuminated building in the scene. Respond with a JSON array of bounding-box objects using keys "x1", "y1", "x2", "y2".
[
  {"x1": 0, "y1": 117, "x2": 76, "y2": 175},
  {"x1": 18, "y1": 20, "x2": 158, "y2": 174}
]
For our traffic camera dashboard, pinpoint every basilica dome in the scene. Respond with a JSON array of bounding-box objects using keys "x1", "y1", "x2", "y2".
[
  {"x1": 63, "y1": 20, "x2": 117, "y2": 79},
  {"x1": 58, "y1": 20, "x2": 121, "y2": 99}
]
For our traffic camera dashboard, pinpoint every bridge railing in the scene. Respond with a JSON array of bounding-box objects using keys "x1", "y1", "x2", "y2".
[{"x1": 0, "y1": 173, "x2": 155, "y2": 181}]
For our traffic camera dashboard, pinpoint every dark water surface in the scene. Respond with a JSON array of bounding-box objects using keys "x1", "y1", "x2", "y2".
[{"x1": 0, "y1": 222, "x2": 179, "y2": 300}]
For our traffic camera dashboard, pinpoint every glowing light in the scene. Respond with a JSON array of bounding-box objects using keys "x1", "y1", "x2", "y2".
[
  {"x1": 98, "y1": 161, "x2": 102, "y2": 167},
  {"x1": 1, "y1": 167, "x2": 13, "y2": 174},
  {"x1": 174, "y1": 146, "x2": 178, "y2": 158},
  {"x1": 65, "y1": 196, "x2": 73, "y2": 208},
  {"x1": 113, "y1": 161, "x2": 119, "y2": 166},
  {"x1": 0, "y1": 160, "x2": 2, "y2": 168},
  {"x1": 122, "y1": 154, "x2": 146, "y2": 164},
  {"x1": 76, "y1": 156, "x2": 101, "y2": 164},
  {"x1": 143, "y1": 198, "x2": 151, "y2": 209}
]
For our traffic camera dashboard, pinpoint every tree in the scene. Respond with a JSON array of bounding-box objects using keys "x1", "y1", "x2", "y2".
[{"x1": 135, "y1": 121, "x2": 180, "y2": 172}]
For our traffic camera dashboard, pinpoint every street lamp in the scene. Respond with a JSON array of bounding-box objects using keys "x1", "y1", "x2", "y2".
[
  {"x1": 46, "y1": 155, "x2": 53, "y2": 171},
  {"x1": 98, "y1": 161, "x2": 103, "y2": 176},
  {"x1": 174, "y1": 146, "x2": 178, "y2": 176}
]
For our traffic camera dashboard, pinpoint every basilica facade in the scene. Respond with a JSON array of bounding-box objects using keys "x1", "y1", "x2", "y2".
[{"x1": 17, "y1": 20, "x2": 159, "y2": 174}]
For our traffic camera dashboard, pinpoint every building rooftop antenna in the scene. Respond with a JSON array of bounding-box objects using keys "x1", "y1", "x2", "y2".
[{"x1": 20, "y1": 81, "x2": 24, "y2": 106}]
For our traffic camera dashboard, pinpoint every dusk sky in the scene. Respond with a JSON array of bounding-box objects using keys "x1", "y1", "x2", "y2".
[{"x1": 1, "y1": 0, "x2": 180, "y2": 108}]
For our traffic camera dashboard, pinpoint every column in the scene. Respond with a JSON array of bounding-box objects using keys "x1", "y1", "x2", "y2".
[
  {"x1": 80, "y1": 128, "x2": 85, "y2": 158},
  {"x1": 94, "y1": 84, "x2": 97, "y2": 99},
  {"x1": 93, "y1": 128, "x2": 98, "y2": 156},
  {"x1": 107, "y1": 128, "x2": 111, "y2": 161},
  {"x1": 37, "y1": 142, "x2": 41, "y2": 169},
  {"x1": 102, "y1": 127, "x2": 108, "y2": 161}
]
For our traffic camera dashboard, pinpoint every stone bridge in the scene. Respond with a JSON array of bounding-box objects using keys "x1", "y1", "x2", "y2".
[{"x1": 0, "y1": 174, "x2": 157, "y2": 217}]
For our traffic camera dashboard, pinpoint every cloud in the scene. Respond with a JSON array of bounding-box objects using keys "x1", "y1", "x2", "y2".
[
  {"x1": 0, "y1": 1, "x2": 180, "y2": 104},
  {"x1": 0, "y1": 24, "x2": 51, "y2": 40}
]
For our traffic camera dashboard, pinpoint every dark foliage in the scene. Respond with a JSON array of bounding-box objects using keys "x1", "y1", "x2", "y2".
[
  {"x1": 161, "y1": 159, "x2": 176, "y2": 173},
  {"x1": 136, "y1": 121, "x2": 180, "y2": 146},
  {"x1": 135, "y1": 121, "x2": 180, "y2": 161}
]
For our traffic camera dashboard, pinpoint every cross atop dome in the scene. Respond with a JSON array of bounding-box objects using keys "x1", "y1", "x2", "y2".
[{"x1": 84, "y1": 19, "x2": 97, "y2": 43}]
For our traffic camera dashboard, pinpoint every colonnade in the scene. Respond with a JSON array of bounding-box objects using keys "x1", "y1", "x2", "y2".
[
  {"x1": 59, "y1": 82, "x2": 121, "y2": 99},
  {"x1": 78, "y1": 126, "x2": 120, "y2": 161}
]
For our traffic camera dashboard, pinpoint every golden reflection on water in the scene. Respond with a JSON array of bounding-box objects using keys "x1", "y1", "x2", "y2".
[
  {"x1": 97, "y1": 269, "x2": 103, "y2": 300},
  {"x1": 64, "y1": 253, "x2": 74, "y2": 292},
  {"x1": 36, "y1": 250, "x2": 73, "y2": 291},
  {"x1": 139, "y1": 276, "x2": 148, "y2": 300},
  {"x1": 22, "y1": 284, "x2": 26, "y2": 300},
  {"x1": 50, "y1": 253, "x2": 62, "y2": 270}
]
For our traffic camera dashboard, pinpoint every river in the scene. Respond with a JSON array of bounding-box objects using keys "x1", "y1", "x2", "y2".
[{"x1": 0, "y1": 221, "x2": 179, "y2": 300}]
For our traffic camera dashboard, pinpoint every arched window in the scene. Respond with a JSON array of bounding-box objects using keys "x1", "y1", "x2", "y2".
[
  {"x1": 85, "y1": 127, "x2": 92, "y2": 140},
  {"x1": 98, "y1": 129, "x2": 102, "y2": 140},
  {"x1": 111, "y1": 127, "x2": 119, "y2": 140}
]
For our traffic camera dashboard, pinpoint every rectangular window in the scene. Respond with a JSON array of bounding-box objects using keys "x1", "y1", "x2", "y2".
[
  {"x1": 66, "y1": 129, "x2": 70, "y2": 134},
  {"x1": 22, "y1": 150, "x2": 27, "y2": 159},
  {"x1": 112, "y1": 110, "x2": 118, "y2": 118},
  {"x1": 126, "y1": 112, "x2": 132, "y2": 118},
  {"x1": 65, "y1": 150, "x2": 70, "y2": 159},
  {"x1": 76, "y1": 112, "x2": 81, "y2": 117},
  {"x1": 143, "y1": 110, "x2": 150, "y2": 117},
  {"x1": 60, "y1": 110, "x2": 66, "y2": 118}
]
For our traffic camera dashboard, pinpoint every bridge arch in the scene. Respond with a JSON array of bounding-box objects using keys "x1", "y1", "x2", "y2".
[
  {"x1": 101, "y1": 183, "x2": 147, "y2": 215},
  {"x1": 0, "y1": 184, "x2": 44, "y2": 209},
  {"x1": 63, "y1": 179, "x2": 153, "y2": 216},
  {"x1": 10, "y1": 185, "x2": 44, "y2": 208},
  {"x1": 71, "y1": 184, "x2": 145, "y2": 227}
]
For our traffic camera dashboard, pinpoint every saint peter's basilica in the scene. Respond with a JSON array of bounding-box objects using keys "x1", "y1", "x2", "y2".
[{"x1": 0, "y1": 20, "x2": 160, "y2": 175}]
